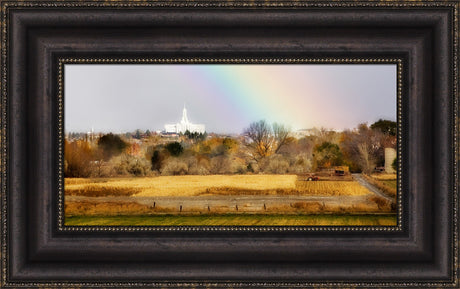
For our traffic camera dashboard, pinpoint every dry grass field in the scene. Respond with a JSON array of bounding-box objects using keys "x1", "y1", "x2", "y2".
[
  {"x1": 64, "y1": 175, "x2": 398, "y2": 226},
  {"x1": 65, "y1": 175, "x2": 371, "y2": 197}
]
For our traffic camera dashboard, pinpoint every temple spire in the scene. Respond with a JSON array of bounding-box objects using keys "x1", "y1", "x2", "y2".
[{"x1": 181, "y1": 104, "x2": 189, "y2": 124}]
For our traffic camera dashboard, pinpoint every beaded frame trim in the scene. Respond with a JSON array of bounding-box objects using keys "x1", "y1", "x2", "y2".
[{"x1": 57, "y1": 57, "x2": 403, "y2": 233}]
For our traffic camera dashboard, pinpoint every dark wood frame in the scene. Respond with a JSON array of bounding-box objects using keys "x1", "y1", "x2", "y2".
[{"x1": 1, "y1": 1, "x2": 458, "y2": 288}]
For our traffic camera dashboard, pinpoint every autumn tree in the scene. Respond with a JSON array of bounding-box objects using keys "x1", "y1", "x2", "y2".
[
  {"x1": 340, "y1": 123, "x2": 391, "y2": 173},
  {"x1": 272, "y1": 123, "x2": 292, "y2": 154},
  {"x1": 244, "y1": 120, "x2": 273, "y2": 159},
  {"x1": 64, "y1": 140, "x2": 95, "y2": 177},
  {"x1": 220, "y1": 137, "x2": 239, "y2": 155}
]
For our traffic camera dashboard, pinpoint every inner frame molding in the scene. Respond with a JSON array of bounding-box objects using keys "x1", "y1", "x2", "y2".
[
  {"x1": 1, "y1": 1, "x2": 458, "y2": 287},
  {"x1": 57, "y1": 57, "x2": 404, "y2": 232}
]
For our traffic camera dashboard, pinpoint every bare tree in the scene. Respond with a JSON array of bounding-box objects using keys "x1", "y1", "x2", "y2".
[
  {"x1": 244, "y1": 120, "x2": 292, "y2": 161},
  {"x1": 244, "y1": 120, "x2": 274, "y2": 160},
  {"x1": 272, "y1": 122, "x2": 291, "y2": 154},
  {"x1": 340, "y1": 123, "x2": 393, "y2": 173}
]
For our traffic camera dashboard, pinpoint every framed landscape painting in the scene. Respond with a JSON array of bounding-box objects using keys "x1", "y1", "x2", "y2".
[
  {"x1": 1, "y1": 1, "x2": 458, "y2": 288},
  {"x1": 63, "y1": 62, "x2": 399, "y2": 227}
]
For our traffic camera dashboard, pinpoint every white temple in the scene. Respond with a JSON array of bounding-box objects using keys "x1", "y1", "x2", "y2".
[{"x1": 164, "y1": 106, "x2": 205, "y2": 134}]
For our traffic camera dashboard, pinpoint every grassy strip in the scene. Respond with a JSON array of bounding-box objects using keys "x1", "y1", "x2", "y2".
[
  {"x1": 362, "y1": 174, "x2": 397, "y2": 198},
  {"x1": 65, "y1": 214, "x2": 397, "y2": 226},
  {"x1": 382, "y1": 180, "x2": 397, "y2": 190}
]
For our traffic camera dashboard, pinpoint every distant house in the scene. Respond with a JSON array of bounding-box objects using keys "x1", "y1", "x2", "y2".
[{"x1": 317, "y1": 166, "x2": 350, "y2": 176}]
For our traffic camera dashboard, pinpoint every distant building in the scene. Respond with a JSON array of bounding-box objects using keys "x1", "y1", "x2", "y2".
[
  {"x1": 293, "y1": 128, "x2": 316, "y2": 138},
  {"x1": 164, "y1": 106, "x2": 205, "y2": 134}
]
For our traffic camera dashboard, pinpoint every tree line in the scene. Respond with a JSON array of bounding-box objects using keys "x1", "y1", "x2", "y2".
[{"x1": 64, "y1": 119, "x2": 396, "y2": 178}]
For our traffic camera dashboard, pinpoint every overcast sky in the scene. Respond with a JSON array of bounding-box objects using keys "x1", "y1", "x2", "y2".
[{"x1": 64, "y1": 64, "x2": 396, "y2": 134}]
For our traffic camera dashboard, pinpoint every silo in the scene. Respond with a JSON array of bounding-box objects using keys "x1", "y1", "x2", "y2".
[{"x1": 384, "y1": 148, "x2": 397, "y2": 173}]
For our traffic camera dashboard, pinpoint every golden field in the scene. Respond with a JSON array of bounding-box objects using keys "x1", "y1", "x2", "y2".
[
  {"x1": 65, "y1": 175, "x2": 372, "y2": 197},
  {"x1": 295, "y1": 180, "x2": 370, "y2": 196}
]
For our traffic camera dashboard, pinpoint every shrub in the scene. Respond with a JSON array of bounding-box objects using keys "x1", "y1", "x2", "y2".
[
  {"x1": 113, "y1": 154, "x2": 151, "y2": 176},
  {"x1": 288, "y1": 154, "x2": 312, "y2": 174},
  {"x1": 161, "y1": 158, "x2": 188, "y2": 175},
  {"x1": 246, "y1": 162, "x2": 260, "y2": 174},
  {"x1": 188, "y1": 165, "x2": 210, "y2": 175},
  {"x1": 262, "y1": 155, "x2": 290, "y2": 174},
  {"x1": 186, "y1": 156, "x2": 210, "y2": 175},
  {"x1": 210, "y1": 155, "x2": 238, "y2": 174}
]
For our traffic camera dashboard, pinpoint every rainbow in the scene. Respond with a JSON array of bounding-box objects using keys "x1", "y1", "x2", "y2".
[
  {"x1": 167, "y1": 64, "x2": 396, "y2": 132},
  {"x1": 64, "y1": 64, "x2": 397, "y2": 134}
]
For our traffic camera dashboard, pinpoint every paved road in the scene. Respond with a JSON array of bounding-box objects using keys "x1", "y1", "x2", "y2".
[{"x1": 352, "y1": 174, "x2": 393, "y2": 201}]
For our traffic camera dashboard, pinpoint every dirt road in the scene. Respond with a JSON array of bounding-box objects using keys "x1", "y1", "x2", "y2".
[
  {"x1": 66, "y1": 194, "x2": 374, "y2": 213},
  {"x1": 352, "y1": 174, "x2": 394, "y2": 201}
]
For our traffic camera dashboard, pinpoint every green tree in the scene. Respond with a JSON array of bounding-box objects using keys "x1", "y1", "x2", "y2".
[
  {"x1": 392, "y1": 157, "x2": 398, "y2": 171},
  {"x1": 165, "y1": 142, "x2": 184, "y2": 157},
  {"x1": 97, "y1": 133, "x2": 127, "y2": 160},
  {"x1": 314, "y1": 141, "x2": 343, "y2": 168},
  {"x1": 370, "y1": 119, "x2": 397, "y2": 136},
  {"x1": 134, "y1": 129, "x2": 141, "y2": 139},
  {"x1": 151, "y1": 150, "x2": 163, "y2": 171},
  {"x1": 184, "y1": 130, "x2": 207, "y2": 141}
]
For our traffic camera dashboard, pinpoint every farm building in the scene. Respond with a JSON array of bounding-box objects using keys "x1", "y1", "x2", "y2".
[{"x1": 384, "y1": 147, "x2": 397, "y2": 173}]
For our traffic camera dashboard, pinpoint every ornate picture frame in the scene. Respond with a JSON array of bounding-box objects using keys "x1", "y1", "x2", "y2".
[{"x1": 1, "y1": 1, "x2": 458, "y2": 287}]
